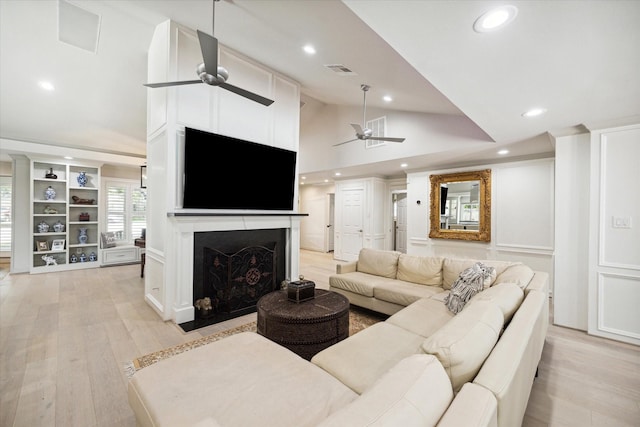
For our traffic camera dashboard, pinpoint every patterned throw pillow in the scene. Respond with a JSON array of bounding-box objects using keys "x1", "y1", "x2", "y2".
[{"x1": 444, "y1": 262, "x2": 496, "y2": 314}]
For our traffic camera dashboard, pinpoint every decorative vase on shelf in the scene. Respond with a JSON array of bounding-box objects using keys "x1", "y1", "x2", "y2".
[
  {"x1": 45, "y1": 168, "x2": 57, "y2": 179},
  {"x1": 78, "y1": 228, "x2": 88, "y2": 244},
  {"x1": 44, "y1": 186, "x2": 56, "y2": 200},
  {"x1": 37, "y1": 221, "x2": 50, "y2": 233},
  {"x1": 53, "y1": 221, "x2": 65, "y2": 233},
  {"x1": 77, "y1": 171, "x2": 87, "y2": 187},
  {"x1": 70, "y1": 253, "x2": 78, "y2": 263},
  {"x1": 89, "y1": 252, "x2": 97, "y2": 262},
  {"x1": 79, "y1": 252, "x2": 87, "y2": 262}
]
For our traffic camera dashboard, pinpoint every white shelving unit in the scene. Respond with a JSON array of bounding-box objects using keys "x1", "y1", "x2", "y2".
[{"x1": 30, "y1": 160, "x2": 101, "y2": 273}]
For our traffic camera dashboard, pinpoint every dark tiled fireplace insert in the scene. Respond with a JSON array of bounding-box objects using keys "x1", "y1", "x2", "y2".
[{"x1": 180, "y1": 228, "x2": 287, "y2": 332}]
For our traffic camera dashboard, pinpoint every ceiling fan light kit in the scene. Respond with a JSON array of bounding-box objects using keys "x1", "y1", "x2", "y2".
[
  {"x1": 143, "y1": 0, "x2": 274, "y2": 106},
  {"x1": 334, "y1": 84, "x2": 406, "y2": 147}
]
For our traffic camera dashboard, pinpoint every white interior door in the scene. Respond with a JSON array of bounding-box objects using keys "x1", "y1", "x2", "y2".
[
  {"x1": 395, "y1": 193, "x2": 407, "y2": 253},
  {"x1": 341, "y1": 188, "x2": 364, "y2": 260}
]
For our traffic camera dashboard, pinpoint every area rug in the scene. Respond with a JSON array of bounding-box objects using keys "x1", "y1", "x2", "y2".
[{"x1": 125, "y1": 307, "x2": 385, "y2": 378}]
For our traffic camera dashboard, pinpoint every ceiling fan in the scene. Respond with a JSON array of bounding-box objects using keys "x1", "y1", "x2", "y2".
[
  {"x1": 143, "y1": 0, "x2": 274, "y2": 106},
  {"x1": 334, "y1": 84, "x2": 406, "y2": 146}
]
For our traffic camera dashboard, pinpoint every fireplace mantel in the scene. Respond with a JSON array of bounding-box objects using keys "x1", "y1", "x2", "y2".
[{"x1": 168, "y1": 212, "x2": 308, "y2": 217}]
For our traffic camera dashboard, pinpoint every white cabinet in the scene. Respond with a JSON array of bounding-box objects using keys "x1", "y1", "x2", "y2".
[
  {"x1": 102, "y1": 246, "x2": 139, "y2": 266},
  {"x1": 30, "y1": 160, "x2": 101, "y2": 273}
]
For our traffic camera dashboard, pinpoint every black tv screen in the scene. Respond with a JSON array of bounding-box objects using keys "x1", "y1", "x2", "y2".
[{"x1": 183, "y1": 127, "x2": 297, "y2": 210}]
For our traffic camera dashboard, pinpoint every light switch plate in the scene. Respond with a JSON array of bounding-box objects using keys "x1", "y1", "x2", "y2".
[{"x1": 612, "y1": 216, "x2": 632, "y2": 229}]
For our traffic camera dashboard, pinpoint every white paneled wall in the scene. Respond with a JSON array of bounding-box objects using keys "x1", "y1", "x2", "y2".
[
  {"x1": 145, "y1": 20, "x2": 301, "y2": 322},
  {"x1": 555, "y1": 123, "x2": 640, "y2": 345},
  {"x1": 406, "y1": 159, "x2": 555, "y2": 291},
  {"x1": 588, "y1": 125, "x2": 640, "y2": 345}
]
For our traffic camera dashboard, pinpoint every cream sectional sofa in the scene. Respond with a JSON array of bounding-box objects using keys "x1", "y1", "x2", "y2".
[{"x1": 128, "y1": 248, "x2": 548, "y2": 427}]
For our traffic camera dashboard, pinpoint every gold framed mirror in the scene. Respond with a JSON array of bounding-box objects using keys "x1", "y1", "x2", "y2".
[{"x1": 429, "y1": 169, "x2": 491, "y2": 242}]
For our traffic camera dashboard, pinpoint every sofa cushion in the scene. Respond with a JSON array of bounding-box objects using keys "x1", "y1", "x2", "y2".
[
  {"x1": 128, "y1": 332, "x2": 357, "y2": 427},
  {"x1": 317, "y1": 355, "x2": 453, "y2": 427},
  {"x1": 494, "y1": 263, "x2": 535, "y2": 289},
  {"x1": 357, "y1": 248, "x2": 401, "y2": 279},
  {"x1": 469, "y1": 282, "x2": 524, "y2": 323},
  {"x1": 444, "y1": 262, "x2": 496, "y2": 314},
  {"x1": 312, "y1": 322, "x2": 425, "y2": 394},
  {"x1": 396, "y1": 254, "x2": 444, "y2": 285},
  {"x1": 373, "y1": 279, "x2": 444, "y2": 307},
  {"x1": 329, "y1": 272, "x2": 383, "y2": 297},
  {"x1": 386, "y1": 297, "x2": 454, "y2": 338},
  {"x1": 421, "y1": 300, "x2": 503, "y2": 392}
]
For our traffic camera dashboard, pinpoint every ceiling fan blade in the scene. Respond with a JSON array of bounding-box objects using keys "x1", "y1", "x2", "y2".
[
  {"x1": 197, "y1": 30, "x2": 218, "y2": 75},
  {"x1": 368, "y1": 136, "x2": 406, "y2": 143},
  {"x1": 219, "y1": 82, "x2": 274, "y2": 106},
  {"x1": 350, "y1": 123, "x2": 364, "y2": 135},
  {"x1": 333, "y1": 138, "x2": 359, "y2": 147},
  {"x1": 144, "y1": 80, "x2": 203, "y2": 88}
]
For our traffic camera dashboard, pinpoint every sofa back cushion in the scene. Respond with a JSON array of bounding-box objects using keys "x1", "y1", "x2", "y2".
[
  {"x1": 494, "y1": 264, "x2": 535, "y2": 290},
  {"x1": 469, "y1": 282, "x2": 524, "y2": 324},
  {"x1": 396, "y1": 254, "x2": 444, "y2": 285},
  {"x1": 421, "y1": 300, "x2": 503, "y2": 392},
  {"x1": 357, "y1": 248, "x2": 401, "y2": 279},
  {"x1": 317, "y1": 354, "x2": 453, "y2": 427}
]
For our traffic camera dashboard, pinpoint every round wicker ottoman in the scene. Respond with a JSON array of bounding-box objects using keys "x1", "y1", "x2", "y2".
[{"x1": 256, "y1": 289, "x2": 350, "y2": 360}]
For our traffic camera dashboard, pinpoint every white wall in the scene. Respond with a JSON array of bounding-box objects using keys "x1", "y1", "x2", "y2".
[
  {"x1": 554, "y1": 133, "x2": 590, "y2": 330},
  {"x1": 588, "y1": 125, "x2": 640, "y2": 345},
  {"x1": 406, "y1": 158, "x2": 555, "y2": 289},
  {"x1": 554, "y1": 124, "x2": 639, "y2": 345},
  {"x1": 145, "y1": 20, "x2": 302, "y2": 322},
  {"x1": 299, "y1": 184, "x2": 335, "y2": 252}
]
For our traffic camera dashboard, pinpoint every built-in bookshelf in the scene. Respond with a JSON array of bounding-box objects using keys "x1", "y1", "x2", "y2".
[{"x1": 30, "y1": 160, "x2": 100, "y2": 273}]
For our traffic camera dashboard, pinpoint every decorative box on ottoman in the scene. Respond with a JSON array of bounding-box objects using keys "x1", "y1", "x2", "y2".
[{"x1": 287, "y1": 278, "x2": 315, "y2": 302}]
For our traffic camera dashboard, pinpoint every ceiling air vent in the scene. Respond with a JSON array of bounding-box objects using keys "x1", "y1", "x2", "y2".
[
  {"x1": 365, "y1": 116, "x2": 387, "y2": 149},
  {"x1": 58, "y1": 0, "x2": 101, "y2": 53},
  {"x1": 324, "y1": 64, "x2": 358, "y2": 76}
]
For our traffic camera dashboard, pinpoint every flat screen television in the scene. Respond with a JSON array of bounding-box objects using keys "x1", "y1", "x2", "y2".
[{"x1": 183, "y1": 127, "x2": 297, "y2": 210}]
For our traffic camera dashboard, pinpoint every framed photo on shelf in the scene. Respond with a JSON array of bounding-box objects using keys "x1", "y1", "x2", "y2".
[
  {"x1": 36, "y1": 241, "x2": 49, "y2": 251},
  {"x1": 51, "y1": 239, "x2": 66, "y2": 251}
]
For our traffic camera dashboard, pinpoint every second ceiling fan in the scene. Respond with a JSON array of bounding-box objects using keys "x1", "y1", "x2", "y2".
[
  {"x1": 143, "y1": 0, "x2": 274, "y2": 106},
  {"x1": 334, "y1": 84, "x2": 406, "y2": 146}
]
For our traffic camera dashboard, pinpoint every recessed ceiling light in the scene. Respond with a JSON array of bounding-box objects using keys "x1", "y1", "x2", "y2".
[
  {"x1": 324, "y1": 179, "x2": 329, "y2": 183},
  {"x1": 498, "y1": 149, "x2": 509, "y2": 155},
  {"x1": 38, "y1": 81, "x2": 55, "y2": 91},
  {"x1": 522, "y1": 107, "x2": 547, "y2": 118},
  {"x1": 400, "y1": 163, "x2": 408, "y2": 168},
  {"x1": 383, "y1": 95, "x2": 392, "y2": 102},
  {"x1": 303, "y1": 44, "x2": 316, "y2": 55},
  {"x1": 473, "y1": 5, "x2": 518, "y2": 33},
  {"x1": 64, "y1": 156, "x2": 73, "y2": 160},
  {"x1": 335, "y1": 172, "x2": 341, "y2": 176}
]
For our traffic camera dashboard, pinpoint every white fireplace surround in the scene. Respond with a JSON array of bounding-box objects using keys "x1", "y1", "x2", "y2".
[{"x1": 158, "y1": 213, "x2": 303, "y2": 324}]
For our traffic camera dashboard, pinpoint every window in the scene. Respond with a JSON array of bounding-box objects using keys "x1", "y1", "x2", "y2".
[
  {"x1": 104, "y1": 179, "x2": 146, "y2": 243},
  {"x1": 0, "y1": 176, "x2": 11, "y2": 255}
]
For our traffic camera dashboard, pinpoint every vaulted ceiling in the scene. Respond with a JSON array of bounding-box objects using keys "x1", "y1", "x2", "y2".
[{"x1": 1, "y1": 1, "x2": 639, "y2": 179}]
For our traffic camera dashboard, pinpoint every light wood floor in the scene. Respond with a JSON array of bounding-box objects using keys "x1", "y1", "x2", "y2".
[{"x1": 1, "y1": 251, "x2": 638, "y2": 426}]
